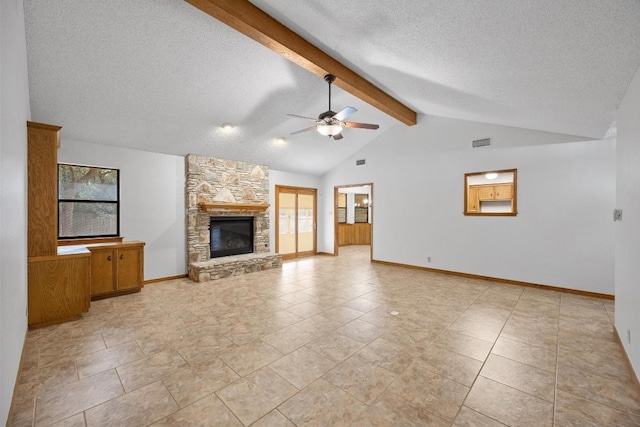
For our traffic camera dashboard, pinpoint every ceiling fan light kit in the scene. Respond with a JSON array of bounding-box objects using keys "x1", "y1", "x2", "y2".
[
  {"x1": 287, "y1": 74, "x2": 380, "y2": 140},
  {"x1": 317, "y1": 123, "x2": 343, "y2": 136}
]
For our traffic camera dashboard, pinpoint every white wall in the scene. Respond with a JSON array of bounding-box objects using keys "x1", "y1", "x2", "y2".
[
  {"x1": 320, "y1": 115, "x2": 615, "y2": 294},
  {"x1": 269, "y1": 170, "x2": 320, "y2": 252},
  {"x1": 0, "y1": 0, "x2": 31, "y2": 423},
  {"x1": 58, "y1": 140, "x2": 186, "y2": 280},
  {"x1": 615, "y1": 65, "x2": 640, "y2": 380}
]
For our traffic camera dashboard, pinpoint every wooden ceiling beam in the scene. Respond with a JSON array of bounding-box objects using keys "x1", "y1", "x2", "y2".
[{"x1": 184, "y1": 0, "x2": 417, "y2": 126}]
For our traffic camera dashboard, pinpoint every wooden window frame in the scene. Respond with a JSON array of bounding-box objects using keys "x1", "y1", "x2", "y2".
[{"x1": 464, "y1": 168, "x2": 518, "y2": 216}]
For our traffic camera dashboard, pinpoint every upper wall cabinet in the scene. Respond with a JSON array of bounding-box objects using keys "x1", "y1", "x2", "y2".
[{"x1": 464, "y1": 169, "x2": 518, "y2": 216}]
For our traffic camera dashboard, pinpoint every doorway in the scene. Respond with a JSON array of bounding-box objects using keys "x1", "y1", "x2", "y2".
[
  {"x1": 334, "y1": 183, "x2": 373, "y2": 259},
  {"x1": 275, "y1": 185, "x2": 317, "y2": 260}
]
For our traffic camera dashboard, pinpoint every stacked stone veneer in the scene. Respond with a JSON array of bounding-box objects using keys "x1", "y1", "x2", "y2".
[{"x1": 186, "y1": 154, "x2": 282, "y2": 282}]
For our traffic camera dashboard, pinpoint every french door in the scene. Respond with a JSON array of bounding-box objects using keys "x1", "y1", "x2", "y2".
[{"x1": 275, "y1": 186, "x2": 317, "y2": 260}]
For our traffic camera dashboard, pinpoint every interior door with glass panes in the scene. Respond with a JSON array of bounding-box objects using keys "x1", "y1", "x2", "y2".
[{"x1": 276, "y1": 186, "x2": 317, "y2": 259}]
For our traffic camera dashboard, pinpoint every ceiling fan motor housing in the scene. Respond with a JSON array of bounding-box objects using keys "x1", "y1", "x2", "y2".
[{"x1": 318, "y1": 110, "x2": 337, "y2": 121}]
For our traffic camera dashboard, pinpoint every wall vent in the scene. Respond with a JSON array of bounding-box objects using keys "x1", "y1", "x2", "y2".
[
  {"x1": 355, "y1": 159, "x2": 366, "y2": 166},
  {"x1": 472, "y1": 138, "x2": 491, "y2": 148}
]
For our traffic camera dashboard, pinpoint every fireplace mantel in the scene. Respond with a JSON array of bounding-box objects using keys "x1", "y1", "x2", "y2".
[{"x1": 198, "y1": 202, "x2": 270, "y2": 213}]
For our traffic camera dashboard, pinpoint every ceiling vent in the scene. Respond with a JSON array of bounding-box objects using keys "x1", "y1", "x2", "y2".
[
  {"x1": 472, "y1": 138, "x2": 491, "y2": 148},
  {"x1": 356, "y1": 159, "x2": 366, "y2": 166}
]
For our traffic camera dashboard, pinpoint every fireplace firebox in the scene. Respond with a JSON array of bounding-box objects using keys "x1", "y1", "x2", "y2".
[{"x1": 209, "y1": 216, "x2": 254, "y2": 258}]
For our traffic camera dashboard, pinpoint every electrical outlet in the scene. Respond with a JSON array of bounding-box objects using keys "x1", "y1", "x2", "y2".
[
  {"x1": 427, "y1": 257, "x2": 431, "y2": 262},
  {"x1": 628, "y1": 329, "x2": 631, "y2": 344},
  {"x1": 614, "y1": 209, "x2": 623, "y2": 222}
]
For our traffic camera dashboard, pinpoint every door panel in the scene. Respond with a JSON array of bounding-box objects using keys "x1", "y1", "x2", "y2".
[
  {"x1": 297, "y1": 194, "x2": 315, "y2": 254},
  {"x1": 91, "y1": 249, "x2": 115, "y2": 295},
  {"x1": 278, "y1": 192, "x2": 296, "y2": 255},
  {"x1": 117, "y1": 247, "x2": 140, "y2": 290},
  {"x1": 276, "y1": 186, "x2": 317, "y2": 259}
]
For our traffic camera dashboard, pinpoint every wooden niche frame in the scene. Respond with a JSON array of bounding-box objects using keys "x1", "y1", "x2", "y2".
[{"x1": 464, "y1": 168, "x2": 518, "y2": 216}]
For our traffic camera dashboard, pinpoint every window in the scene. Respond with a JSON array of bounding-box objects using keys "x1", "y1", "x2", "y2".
[
  {"x1": 354, "y1": 194, "x2": 369, "y2": 223},
  {"x1": 58, "y1": 164, "x2": 120, "y2": 238},
  {"x1": 464, "y1": 168, "x2": 517, "y2": 216},
  {"x1": 337, "y1": 193, "x2": 347, "y2": 223}
]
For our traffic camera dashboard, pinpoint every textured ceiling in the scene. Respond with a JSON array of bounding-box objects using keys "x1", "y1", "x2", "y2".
[{"x1": 24, "y1": 0, "x2": 640, "y2": 175}]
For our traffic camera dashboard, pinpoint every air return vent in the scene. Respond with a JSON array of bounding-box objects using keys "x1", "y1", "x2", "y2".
[
  {"x1": 472, "y1": 138, "x2": 491, "y2": 148},
  {"x1": 356, "y1": 159, "x2": 366, "y2": 166}
]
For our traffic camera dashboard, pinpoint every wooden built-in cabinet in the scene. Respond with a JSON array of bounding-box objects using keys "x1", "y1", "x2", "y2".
[
  {"x1": 478, "y1": 184, "x2": 513, "y2": 201},
  {"x1": 338, "y1": 223, "x2": 372, "y2": 246},
  {"x1": 26, "y1": 121, "x2": 146, "y2": 327},
  {"x1": 27, "y1": 122, "x2": 93, "y2": 328},
  {"x1": 27, "y1": 122, "x2": 61, "y2": 258},
  {"x1": 467, "y1": 186, "x2": 479, "y2": 212},
  {"x1": 28, "y1": 252, "x2": 91, "y2": 327},
  {"x1": 467, "y1": 183, "x2": 514, "y2": 213},
  {"x1": 88, "y1": 242, "x2": 145, "y2": 299}
]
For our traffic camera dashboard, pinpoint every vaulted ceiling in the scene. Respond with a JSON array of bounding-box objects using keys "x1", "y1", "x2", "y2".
[{"x1": 24, "y1": 0, "x2": 640, "y2": 175}]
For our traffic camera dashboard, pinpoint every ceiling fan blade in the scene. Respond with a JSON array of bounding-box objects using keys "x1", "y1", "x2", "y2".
[
  {"x1": 333, "y1": 106, "x2": 357, "y2": 121},
  {"x1": 332, "y1": 132, "x2": 344, "y2": 141},
  {"x1": 286, "y1": 113, "x2": 319, "y2": 121},
  {"x1": 290, "y1": 125, "x2": 319, "y2": 135},
  {"x1": 343, "y1": 121, "x2": 379, "y2": 130}
]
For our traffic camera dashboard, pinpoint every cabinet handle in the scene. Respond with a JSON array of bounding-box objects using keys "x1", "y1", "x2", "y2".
[
  {"x1": 120, "y1": 254, "x2": 124, "y2": 260},
  {"x1": 107, "y1": 255, "x2": 112, "y2": 261}
]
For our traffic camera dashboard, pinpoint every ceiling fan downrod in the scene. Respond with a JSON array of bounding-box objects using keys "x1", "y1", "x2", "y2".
[{"x1": 324, "y1": 74, "x2": 336, "y2": 113}]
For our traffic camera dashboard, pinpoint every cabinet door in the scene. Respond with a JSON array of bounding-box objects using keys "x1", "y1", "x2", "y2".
[
  {"x1": 91, "y1": 249, "x2": 116, "y2": 295},
  {"x1": 478, "y1": 186, "x2": 495, "y2": 200},
  {"x1": 467, "y1": 186, "x2": 479, "y2": 212},
  {"x1": 117, "y1": 247, "x2": 141, "y2": 291},
  {"x1": 494, "y1": 184, "x2": 513, "y2": 200}
]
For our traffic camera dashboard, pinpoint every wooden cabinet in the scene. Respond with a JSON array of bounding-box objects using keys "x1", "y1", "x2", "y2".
[
  {"x1": 338, "y1": 223, "x2": 372, "y2": 246},
  {"x1": 27, "y1": 122, "x2": 61, "y2": 258},
  {"x1": 477, "y1": 186, "x2": 493, "y2": 200},
  {"x1": 88, "y1": 242, "x2": 145, "y2": 299},
  {"x1": 27, "y1": 121, "x2": 92, "y2": 328},
  {"x1": 467, "y1": 186, "x2": 479, "y2": 212},
  {"x1": 28, "y1": 253, "x2": 91, "y2": 328},
  {"x1": 475, "y1": 184, "x2": 513, "y2": 201},
  {"x1": 494, "y1": 184, "x2": 513, "y2": 200},
  {"x1": 467, "y1": 183, "x2": 514, "y2": 214}
]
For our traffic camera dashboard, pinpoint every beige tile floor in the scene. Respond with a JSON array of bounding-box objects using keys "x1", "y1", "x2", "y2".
[{"x1": 8, "y1": 245, "x2": 640, "y2": 426}]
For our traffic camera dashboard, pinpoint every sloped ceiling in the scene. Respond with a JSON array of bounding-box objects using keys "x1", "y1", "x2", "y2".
[{"x1": 24, "y1": 0, "x2": 640, "y2": 175}]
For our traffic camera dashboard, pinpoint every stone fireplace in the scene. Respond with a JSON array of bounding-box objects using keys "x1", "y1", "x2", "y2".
[{"x1": 186, "y1": 154, "x2": 282, "y2": 282}]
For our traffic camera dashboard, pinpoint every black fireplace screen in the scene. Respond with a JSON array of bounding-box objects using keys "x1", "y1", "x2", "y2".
[{"x1": 209, "y1": 216, "x2": 254, "y2": 258}]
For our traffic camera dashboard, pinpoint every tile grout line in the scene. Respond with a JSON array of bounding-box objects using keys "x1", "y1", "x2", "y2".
[
  {"x1": 12, "y1": 248, "x2": 628, "y2": 426},
  {"x1": 556, "y1": 297, "x2": 640, "y2": 419},
  {"x1": 453, "y1": 284, "x2": 527, "y2": 425}
]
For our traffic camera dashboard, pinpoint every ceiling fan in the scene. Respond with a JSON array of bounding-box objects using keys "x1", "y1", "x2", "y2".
[{"x1": 287, "y1": 74, "x2": 379, "y2": 140}]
